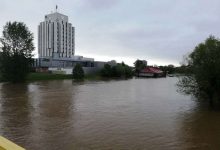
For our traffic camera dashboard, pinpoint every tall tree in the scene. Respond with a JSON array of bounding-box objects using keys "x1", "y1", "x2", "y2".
[
  {"x1": 178, "y1": 36, "x2": 220, "y2": 107},
  {"x1": 134, "y1": 59, "x2": 146, "y2": 77},
  {"x1": 0, "y1": 22, "x2": 34, "y2": 82}
]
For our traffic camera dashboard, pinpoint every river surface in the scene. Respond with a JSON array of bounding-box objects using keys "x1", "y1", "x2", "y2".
[{"x1": 0, "y1": 78, "x2": 220, "y2": 150}]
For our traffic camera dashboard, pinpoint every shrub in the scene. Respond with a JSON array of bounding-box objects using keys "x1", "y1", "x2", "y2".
[{"x1": 72, "y1": 64, "x2": 84, "y2": 79}]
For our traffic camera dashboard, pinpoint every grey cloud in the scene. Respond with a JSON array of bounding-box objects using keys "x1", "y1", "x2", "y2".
[
  {"x1": 79, "y1": 0, "x2": 120, "y2": 10},
  {"x1": 2, "y1": 0, "x2": 220, "y2": 66}
]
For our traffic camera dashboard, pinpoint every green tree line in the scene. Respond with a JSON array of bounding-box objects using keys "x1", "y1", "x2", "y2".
[{"x1": 101, "y1": 62, "x2": 133, "y2": 78}]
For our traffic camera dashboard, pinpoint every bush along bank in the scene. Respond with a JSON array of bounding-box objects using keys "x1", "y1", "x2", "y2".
[{"x1": 100, "y1": 62, "x2": 133, "y2": 79}]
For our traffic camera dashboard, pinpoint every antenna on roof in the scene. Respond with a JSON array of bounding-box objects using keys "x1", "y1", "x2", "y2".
[{"x1": 55, "y1": 5, "x2": 58, "y2": 12}]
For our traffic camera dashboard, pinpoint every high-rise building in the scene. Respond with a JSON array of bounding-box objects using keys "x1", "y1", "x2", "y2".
[
  {"x1": 35, "y1": 8, "x2": 96, "y2": 74},
  {"x1": 38, "y1": 10, "x2": 75, "y2": 58}
]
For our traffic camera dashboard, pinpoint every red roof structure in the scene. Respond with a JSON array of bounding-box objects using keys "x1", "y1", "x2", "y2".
[{"x1": 141, "y1": 67, "x2": 163, "y2": 74}]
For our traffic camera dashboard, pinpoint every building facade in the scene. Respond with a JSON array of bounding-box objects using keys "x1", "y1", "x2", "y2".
[
  {"x1": 36, "y1": 9, "x2": 110, "y2": 75},
  {"x1": 38, "y1": 12, "x2": 75, "y2": 58}
]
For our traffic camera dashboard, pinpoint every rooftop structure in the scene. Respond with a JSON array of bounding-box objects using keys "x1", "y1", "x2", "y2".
[{"x1": 139, "y1": 67, "x2": 166, "y2": 78}]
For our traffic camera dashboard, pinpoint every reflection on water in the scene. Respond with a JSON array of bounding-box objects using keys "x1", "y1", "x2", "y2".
[
  {"x1": 0, "y1": 78, "x2": 219, "y2": 150},
  {"x1": 0, "y1": 84, "x2": 31, "y2": 147},
  {"x1": 180, "y1": 103, "x2": 220, "y2": 150}
]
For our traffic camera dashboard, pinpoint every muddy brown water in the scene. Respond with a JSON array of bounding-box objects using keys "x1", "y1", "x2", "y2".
[{"x1": 0, "y1": 78, "x2": 220, "y2": 150}]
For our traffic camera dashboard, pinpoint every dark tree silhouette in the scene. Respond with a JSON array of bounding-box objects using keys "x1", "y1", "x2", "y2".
[
  {"x1": 72, "y1": 63, "x2": 84, "y2": 79},
  {"x1": 178, "y1": 36, "x2": 220, "y2": 107},
  {"x1": 0, "y1": 22, "x2": 34, "y2": 82},
  {"x1": 134, "y1": 59, "x2": 146, "y2": 77}
]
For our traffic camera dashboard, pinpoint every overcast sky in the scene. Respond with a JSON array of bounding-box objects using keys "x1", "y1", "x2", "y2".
[{"x1": 1, "y1": 0, "x2": 220, "y2": 66}]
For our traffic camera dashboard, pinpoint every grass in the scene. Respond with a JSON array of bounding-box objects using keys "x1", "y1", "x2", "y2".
[
  {"x1": 0, "y1": 72, "x2": 128, "y2": 83},
  {"x1": 27, "y1": 72, "x2": 73, "y2": 81}
]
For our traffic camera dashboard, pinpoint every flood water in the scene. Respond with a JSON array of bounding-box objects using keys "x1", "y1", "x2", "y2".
[{"x1": 0, "y1": 78, "x2": 220, "y2": 150}]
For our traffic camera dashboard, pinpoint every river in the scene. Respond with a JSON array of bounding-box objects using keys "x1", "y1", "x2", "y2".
[{"x1": 0, "y1": 78, "x2": 220, "y2": 150}]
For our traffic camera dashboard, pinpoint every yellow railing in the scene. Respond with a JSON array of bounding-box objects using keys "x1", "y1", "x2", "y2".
[{"x1": 0, "y1": 136, "x2": 25, "y2": 150}]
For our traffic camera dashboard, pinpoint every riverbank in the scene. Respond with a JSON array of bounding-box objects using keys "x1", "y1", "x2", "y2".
[
  {"x1": 29, "y1": 72, "x2": 107, "y2": 82},
  {"x1": 0, "y1": 72, "x2": 102, "y2": 82},
  {"x1": 27, "y1": 73, "x2": 73, "y2": 81},
  {"x1": 0, "y1": 73, "x2": 76, "y2": 82},
  {"x1": 0, "y1": 72, "x2": 133, "y2": 83}
]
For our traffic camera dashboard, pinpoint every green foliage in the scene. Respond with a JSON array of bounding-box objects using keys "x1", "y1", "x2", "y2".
[
  {"x1": 101, "y1": 64, "x2": 112, "y2": 77},
  {"x1": 72, "y1": 64, "x2": 84, "y2": 79},
  {"x1": 175, "y1": 65, "x2": 191, "y2": 74},
  {"x1": 178, "y1": 36, "x2": 220, "y2": 106},
  {"x1": 101, "y1": 62, "x2": 133, "y2": 78},
  {"x1": 134, "y1": 59, "x2": 146, "y2": 76},
  {"x1": 159, "y1": 65, "x2": 175, "y2": 74},
  {"x1": 112, "y1": 64, "x2": 125, "y2": 77},
  {"x1": 158, "y1": 64, "x2": 191, "y2": 75},
  {"x1": 0, "y1": 22, "x2": 34, "y2": 83},
  {"x1": 124, "y1": 65, "x2": 133, "y2": 78}
]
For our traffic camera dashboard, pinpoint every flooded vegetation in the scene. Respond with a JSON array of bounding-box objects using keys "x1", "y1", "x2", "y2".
[{"x1": 0, "y1": 78, "x2": 220, "y2": 150}]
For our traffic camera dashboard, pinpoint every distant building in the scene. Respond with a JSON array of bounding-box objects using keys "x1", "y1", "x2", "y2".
[
  {"x1": 135, "y1": 59, "x2": 148, "y2": 66},
  {"x1": 107, "y1": 60, "x2": 117, "y2": 66},
  {"x1": 139, "y1": 67, "x2": 166, "y2": 78},
  {"x1": 142, "y1": 60, "x2": 148, "y2": 66},
  {"x1": 38, "y1": 11, "x2": 75, "y2": 58},
  {"x1": 168, "y1": 64, "x2": 175, "y2": 68},
  {"x1": 35, "y1": 7, "x2": 111, "y2": 75}
]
